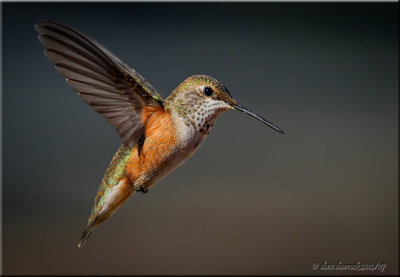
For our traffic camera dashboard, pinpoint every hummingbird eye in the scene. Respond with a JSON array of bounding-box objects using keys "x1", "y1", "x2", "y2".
[{"x1": 203, "y1": 87, "x2": 214, "y2": 96}]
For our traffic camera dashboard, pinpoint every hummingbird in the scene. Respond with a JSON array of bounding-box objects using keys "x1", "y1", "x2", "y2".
[{"x1": 35, "y1": 21, "x2": 284, "y2": 247}]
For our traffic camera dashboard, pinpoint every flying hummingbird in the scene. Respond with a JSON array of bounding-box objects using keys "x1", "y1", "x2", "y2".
[{"x1": 35, "y1": 21, "x2": 284, "y2": 247}]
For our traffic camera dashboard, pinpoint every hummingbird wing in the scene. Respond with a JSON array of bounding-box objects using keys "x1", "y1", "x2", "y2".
[{"x1": 35, "y1": 21, "x2": 164, "y2": 147}]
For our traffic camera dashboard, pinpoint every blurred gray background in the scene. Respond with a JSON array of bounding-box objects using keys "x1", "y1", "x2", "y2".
[{"x1": 2, "y1": 2, "x2": 398, "y2": 275}]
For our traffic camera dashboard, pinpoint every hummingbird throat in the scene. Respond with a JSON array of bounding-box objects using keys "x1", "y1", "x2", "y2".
[{"x1": 170, "y1": 96, "x2": 228, "y2": 135}]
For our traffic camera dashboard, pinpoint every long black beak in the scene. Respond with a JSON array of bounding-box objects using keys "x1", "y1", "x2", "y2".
[{"x1": 233, "y1": 105, "x2": 285, "y2": 134}]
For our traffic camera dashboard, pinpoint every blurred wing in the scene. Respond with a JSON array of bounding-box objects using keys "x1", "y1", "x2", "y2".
[{"x1": 35, "y1": 21, "x2": 164, "y2": 146}]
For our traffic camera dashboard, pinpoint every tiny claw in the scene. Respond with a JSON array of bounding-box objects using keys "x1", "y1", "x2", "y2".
[{"x1": 136, "y1": 186, "x2": 149, "y2": 194}]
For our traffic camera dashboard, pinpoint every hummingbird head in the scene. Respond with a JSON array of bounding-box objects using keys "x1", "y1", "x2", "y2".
[{"x1": 165, "y1": 75, "x2": 284, "y2": 134}]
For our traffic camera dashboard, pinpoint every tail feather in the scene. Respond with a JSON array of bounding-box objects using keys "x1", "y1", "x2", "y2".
[
  {"x1": 77, "y1": 177, "x2": 135, "y2": 247},
  {"x1": 78, "y1": 224, "x2": 94, "y2": 248},
  {"x1": 77, "y1": 209, "x2": 111, "y2": 247}
]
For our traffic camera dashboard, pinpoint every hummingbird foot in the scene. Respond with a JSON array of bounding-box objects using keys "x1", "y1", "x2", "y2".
[{"x1": 136, "y1": 186, "x2": 149, "y2": 194}]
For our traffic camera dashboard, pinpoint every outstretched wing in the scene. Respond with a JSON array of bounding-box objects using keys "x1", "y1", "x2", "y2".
[{"x1": 35, "y1": 21, "x2": 164, "y2": 146}]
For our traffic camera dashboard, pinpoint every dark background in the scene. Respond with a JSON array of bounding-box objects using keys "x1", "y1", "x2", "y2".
[{"x1": 2, "y1": 2, "x2": 398, "y2": 275}]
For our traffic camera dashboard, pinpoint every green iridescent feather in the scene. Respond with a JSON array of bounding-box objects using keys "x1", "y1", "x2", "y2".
[{"x1": 88, "y1": 144, "x2": 134, "y2": 221}]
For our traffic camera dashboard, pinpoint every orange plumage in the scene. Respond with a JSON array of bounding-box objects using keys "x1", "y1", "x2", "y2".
[{"x1": 125, "y1": 107, "x2": 177, "y2": 189}]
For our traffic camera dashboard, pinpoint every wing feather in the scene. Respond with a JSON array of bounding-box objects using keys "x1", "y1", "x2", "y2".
[{"x1": 35, "y1": 21, "x2": 164, "y2": 146}]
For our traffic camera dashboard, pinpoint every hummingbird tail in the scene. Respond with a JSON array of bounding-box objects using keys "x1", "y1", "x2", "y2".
[
  {"x1": 78, "y1": 223, "x2": 94, "y2": 248},
  {"x1": 77, "y1": 178, "x2": 136, "y2": 248}
]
